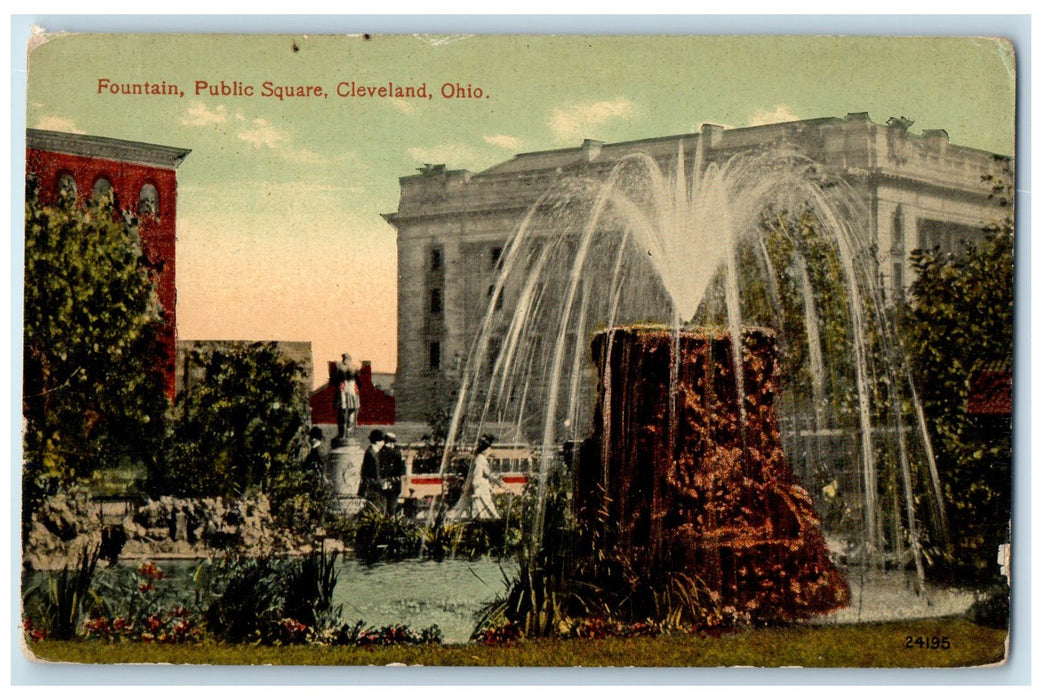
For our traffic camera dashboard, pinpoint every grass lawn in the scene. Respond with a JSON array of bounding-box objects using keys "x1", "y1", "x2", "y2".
[{"x1": 24, "y1": 616, "x2": 1006, "y2": 668}]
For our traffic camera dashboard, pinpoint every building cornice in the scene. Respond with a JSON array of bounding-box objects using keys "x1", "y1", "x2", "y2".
[
  {"x1": 384, "y1": 204, "x2": 537, "y2": 228},
  {"x1": 27, "y1": 129, "x2": 191, "y2": 170},
  {"x1": 387, "y1": 164, "x2": 1004, "y2": 230},
  {"x1": 860, "y1": 168, "x2": 1007, "y2": 205}
]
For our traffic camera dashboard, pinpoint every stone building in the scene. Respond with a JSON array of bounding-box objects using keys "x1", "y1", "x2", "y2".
[
  {"x1": 26, "y1": 129, "x2": 191, "y2": 397},
  {"x1": 384, "y1": 114, "x2": 1012, "y2": 422}
]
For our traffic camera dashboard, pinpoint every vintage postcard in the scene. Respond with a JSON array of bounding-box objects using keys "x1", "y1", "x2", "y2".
[{"x1": 18, "y1": 31, "x2": 1016, "y2": 671}]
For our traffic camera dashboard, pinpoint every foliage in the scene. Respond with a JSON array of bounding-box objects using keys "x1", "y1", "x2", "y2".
[
  {"x1": 21, "y1": 544, "x2": 102, "y2": 640},
  {"x1": 22, "y1": 551, "x2": 453, "y2": 649},
  {"x1": 203, "y1": 548, "x2": 341, "y2": 644},
  {"x1": 472, "y1": 471, "x2": 576, "y2": 639},
  {"x1": 476, "y1": 622, "x2": 524, "y2": 646},
  {"x1": 905, "y1": 216, "x2": 1013, "y2": 583},
  {"x1": 283, "y1": 548, "x2": 342, "y2": 629},
  {"x1": 343, "y1": 622, "x2": 443, "y2": 647},
  {"x1": 268, "y1": 462, "x2": 338, "y2": 538},
  {"x1": 693, "y1": 207, "x2": 859, "y2": 422},
  {"x1": 203, "y1": 558, "x2": 298, "y2": 643},
  {"x1": 82, "y1": 606, "x2": 201, "y2": 644},
  {"x1": 81, "y1": 561, "x2": 204, "y2": 643},
  {"x1": 350, "y1": 495, "x2": 526, "y2": 563},
  {"x1": 352, "y1": 505, "x2": 423, "y2": 561},
  {"x1": 22, "y1": 192, "x2": 169, "y2": 521},
  {"x1": 423, "y1": 517, "x2": 521, "y2": 562},
  {"x1": 161, "y1": 343, "x2": 315, "y2": 513},
  {"x1": 968, "y1": 584, "x2": 1010, "y2": 630}
]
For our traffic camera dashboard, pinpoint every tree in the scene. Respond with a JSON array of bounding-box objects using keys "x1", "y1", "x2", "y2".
[
  {"x1": 22, "y1": 190, "x2": 170, "y2": 508},
  {"x1": 905, "y1": 209, "x2": 1013, "y2": 583},
  {"x1": 161, "y1": 342, "x2": 312, "y2": 505}
]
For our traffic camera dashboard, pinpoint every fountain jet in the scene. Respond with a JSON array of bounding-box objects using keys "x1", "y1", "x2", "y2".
[{"x1": 437, "y1": 142, "x2": 947, "y2": 596}]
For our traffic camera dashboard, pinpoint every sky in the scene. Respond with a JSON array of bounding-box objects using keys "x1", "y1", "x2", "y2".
[{"x1": 24, "y1": 33, "x2": 1016, "y2": 385}]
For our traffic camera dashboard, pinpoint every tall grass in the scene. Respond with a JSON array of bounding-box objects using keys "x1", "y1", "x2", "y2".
[
  {"x1": 22, "y1": 544, "x2": 102, "y2": 640},
  {"x1": 204, "y1": 546, "x2": 341, "y2": 644},
  {"x1": 472, "y1": 473, "x2": 576, "y2": 639}
]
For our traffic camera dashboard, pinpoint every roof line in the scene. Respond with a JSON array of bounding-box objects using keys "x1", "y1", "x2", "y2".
[{"x1": 26, "y1": 128, "x2": 192, "y2": 169}]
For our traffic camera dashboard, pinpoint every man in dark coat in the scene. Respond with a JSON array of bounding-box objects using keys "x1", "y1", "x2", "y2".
[
  {"x1": 379, "y1": 432, "x2": 406, "y2": 514},
  {"x1": 358, "y1": 428, "x2": 385, "y2": 506},
  {"x1": 303, "y1": 426, "x2": 331, "y2": 489}
]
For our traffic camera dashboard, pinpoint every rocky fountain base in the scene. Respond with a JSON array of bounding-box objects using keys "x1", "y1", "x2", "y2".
[{"x1": 575, "y1": 326, "x2": 850, "y2": 623}]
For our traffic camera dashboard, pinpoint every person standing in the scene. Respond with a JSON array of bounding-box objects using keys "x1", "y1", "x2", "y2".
[
  {"x1": 358, "y1": 429, "x2": 385, "y2": 506},
  {"x1": 379, "y1": 432, "x2": 406, "y2": 515},
  {"x1": 467, "y1": 434, "x2": 502, "y2": 520},
  {"x1": 303, "y1": 426, "x2": 329, "y2": 486}
]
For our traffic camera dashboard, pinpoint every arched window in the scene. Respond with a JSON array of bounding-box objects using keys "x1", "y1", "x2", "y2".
[
  {"x1": 138, "y1": 184, "x2": 159, "y2": 217},
  {"x1": 92, "y1": 177, "x2": 113, "y2": 201},
  {"x1": 57, "y1": 173, "x2": 77, "y2": 203}
]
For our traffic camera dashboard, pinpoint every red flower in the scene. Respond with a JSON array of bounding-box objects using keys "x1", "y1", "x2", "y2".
[
  {"x1": 23, "y1": 618, "x2": 48, "y2": 642},
  {"x1": 137, "y1": 562, "x2": 165, "y2": 581}
]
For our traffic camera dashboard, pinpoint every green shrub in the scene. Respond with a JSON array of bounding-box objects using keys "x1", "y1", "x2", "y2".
[
  {"x1": 161, "y1": 343, "x2": 310, "y2": 503},
  {"x1": 352, "y1": 505, "x2": 422, "y2": 561},
  {"x1": 968, "y1": 584, "x2": 1010, "y2": 630},
  {"x1": 906, "y1": 226, "x2": 1013, "y2": 583},
  {"x1": 203, "y1": 548, "x2": 342, "y2": 644}
]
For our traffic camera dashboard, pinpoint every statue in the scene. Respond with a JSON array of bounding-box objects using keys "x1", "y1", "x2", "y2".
[{"x1": 334, "y1": 353, "x2": 361, "y2": 439}]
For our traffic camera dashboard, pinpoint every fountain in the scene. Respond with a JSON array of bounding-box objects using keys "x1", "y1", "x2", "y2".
[{"x1": 434, "y1": 140, "x2": 948, "y2": 619}]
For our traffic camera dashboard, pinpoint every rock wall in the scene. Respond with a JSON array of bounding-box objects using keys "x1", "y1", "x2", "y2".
[{"x1": 23, "y1": 492, "x2": 319, "y2": 571}]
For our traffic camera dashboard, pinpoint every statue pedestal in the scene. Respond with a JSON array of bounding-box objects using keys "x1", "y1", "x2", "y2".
[{"x1": 329, "y1": 436, "x2": 366, "y2": 515}]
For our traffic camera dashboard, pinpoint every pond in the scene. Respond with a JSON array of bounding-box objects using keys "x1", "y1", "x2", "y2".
[
  {"x1": 332, "y1": 557, "x2": 515, "y2": 642},
  {"x1": 23, "y1": 555, "x2": 517, "y2": 645}
]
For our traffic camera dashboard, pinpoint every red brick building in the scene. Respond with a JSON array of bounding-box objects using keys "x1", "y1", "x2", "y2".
[
  {"x1": 26, "y1": 129, "x2": 191, "y2": 396},
  {"x1": 968, "y1": 366, "x2": 1013, "y2": 418}
]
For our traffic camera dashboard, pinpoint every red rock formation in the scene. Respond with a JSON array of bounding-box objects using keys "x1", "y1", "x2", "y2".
[{"x1": 577, "y1": 326, "x2": 849, "y2": 622}]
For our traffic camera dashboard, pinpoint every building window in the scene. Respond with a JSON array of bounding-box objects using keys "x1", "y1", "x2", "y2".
[
  {"x1": 429, "y1": 288, "x2": 443, "y2": 315},
  {"x1": 430, "y1": 246, "x2": 443, "y2": 271},
  {"x1": 57, "y1": 173, "x2": 77, "y2": 203},
  {"x1": 490, "y1": 246, "x2": 503, "y2": 270},
  {"x1": 917, "y1": 218, "x2": 983, "y2": 257},
  {"x1": 429, "y1": 341, "x2": 441, "y2": 370},
  {"x1": 891, "y1": 206, "x2": 905, "y2": 294},
  {"x1": 92, "y1": 177, "x2": 113, "y2": 201},
  {"x1": 138, "y1": 184, "x2": 159, "y2": 217}
]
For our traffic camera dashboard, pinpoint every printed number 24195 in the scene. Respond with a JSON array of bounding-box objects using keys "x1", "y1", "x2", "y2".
[{"x1": 905, "y1": 635, "x2": 951, "y2": 650}]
